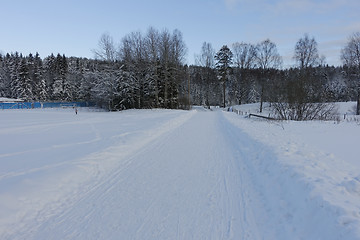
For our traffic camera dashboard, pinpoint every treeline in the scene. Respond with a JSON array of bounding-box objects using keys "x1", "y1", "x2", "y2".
[
  {"x1": 0, "y1": 29, "x2": 359, "y2": 116},
  {"x1": 191, "y1": 35, "x2": 359, "y2": 120},
  {"x1": 0, "y1": 52, "x2": 352, "y2": 109},
  {"x1": 190, "y1": 65, "x2": 352, "y2": 105},
  {"x1": 0, "y1": 27, "x2": 188, "y2": 110}
]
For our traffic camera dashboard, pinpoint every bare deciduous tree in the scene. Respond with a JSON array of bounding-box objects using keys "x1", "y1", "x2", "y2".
[
  {"x1": 92, "y1": 33, "x2": 116, "y2": 62},
  {"x1": 232, "y1": 42, "x2": 257, "y2": 69},
  {"x1": 294, "y1": 34, "x2": 320, "y2": 68},
  {"x1": 255, "y1": 39, "x2": 282, "y2": 112},
  {"x1": 195, "y1": 42, "x2": 216, "y2": 107},
  {"x1": 271, "y1": 36, "x2": 336, "y2": 120},
  {"x1": 171, "y1": 29, "x2": 187, "y2": 66},
  {"x1": 144, "y1": 27, "x2": 160, "y2": 106},
  {"x1": 195, "y1": 42, "x2": 215, "y2": 68},
  {"x1": 341, "y1": 32, "x2": 360, "y2": 114},
  {"x1": 231, "y1": 42, "x2": 258, "y2": 105},
  {"x1": 145, "y1": 27, "x2": 159, "y2": 62},
  {"x1": 119, "y1": 31, "x2": 147, "y2": 108},
  {"x1": 341, "y1": 32, "x2": 360, "y2": 68},
  {"x1": 256, "y1": 39, "x2": 282, "y2": 69}
]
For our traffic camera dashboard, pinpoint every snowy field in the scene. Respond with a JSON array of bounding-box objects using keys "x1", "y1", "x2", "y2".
[{"x1": 0, "y1": 104, "x2": 360, "y2": 239}]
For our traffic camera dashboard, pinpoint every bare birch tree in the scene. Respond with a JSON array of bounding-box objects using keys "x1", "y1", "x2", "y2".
[
  {"x1": 294, "y1": 34, "x2": 320, "y2": 68},
  {"x1": 232, "y1": 42, "x2": 257, "y2": 69},
  {"x1": 92, "y1": 33, "x2": 117, "y2": 62},
  {"x1": 195, "y1": 42, "x2": 215, "y2": 68},
  {"x1": 255, "y1": 39, "x2": 282, "y2": 112},
  {"x1": 195, "y1": 42, "x2": 216, "y2": 107}
]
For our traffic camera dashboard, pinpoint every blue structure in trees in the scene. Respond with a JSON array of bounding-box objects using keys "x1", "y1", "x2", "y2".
[{"x1": 0, "y1": 101, "x2": 94, "y2": 110}]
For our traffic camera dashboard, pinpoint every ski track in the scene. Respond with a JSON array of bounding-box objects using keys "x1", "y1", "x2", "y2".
[
  {"x1": 1, "y1": 110, "x2": 274, "y2": 240},
  {"x1": 0, "y1": 109, "x2": 196, "y2": 239},
  {"x1": 2, "y1": 109, "x2": 357, "y2": 239}
]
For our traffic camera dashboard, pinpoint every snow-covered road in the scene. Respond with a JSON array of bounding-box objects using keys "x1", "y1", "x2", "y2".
[
  {"x1": 20, "y1": 111, "x2": 266, "y2": 239},
  {"x1": 1, "y1": 108, "x2": 359, "y2": 239}
]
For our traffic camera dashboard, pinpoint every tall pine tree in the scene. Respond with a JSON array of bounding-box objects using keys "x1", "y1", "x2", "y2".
[{"x1": 215, "y1": 45, "x2": 233, "y2": 108}]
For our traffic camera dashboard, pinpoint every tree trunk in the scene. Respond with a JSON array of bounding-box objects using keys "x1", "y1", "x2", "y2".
[
  {"x1": 155, "y1": 78, "x2": 159, "y2": 108},
  {"x1": 223, "y1": 80, "x2": 226, "y2": 108},
  {"x1": 164, "y1": 80, "x2": 168, "y2": 108},
  {"x1": 357, "y1": 91, "x2": 360, "y2": 115},
  {"x1": 187, "y1": 71, "x2": 191, "y2": 108},
  {"x1": 260, "y1": 84, "x2": 264, "y2": 113},
  {"x1": 138, "y1": 80, "x2": 141, "y2": 109}
]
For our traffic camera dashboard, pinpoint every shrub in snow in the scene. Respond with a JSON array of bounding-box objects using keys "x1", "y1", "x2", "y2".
[{"x1": 272, "y1": 102, "x2": 338, "y2": 121}]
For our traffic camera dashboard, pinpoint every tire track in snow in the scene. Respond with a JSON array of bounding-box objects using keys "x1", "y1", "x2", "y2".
[{"x1": 216, "y1": 112, "x2": 264, "y2": 240}]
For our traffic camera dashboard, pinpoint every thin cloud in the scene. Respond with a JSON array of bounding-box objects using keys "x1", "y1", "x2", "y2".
[
  {"x1": 224, "y1": 0, "x2": 239, "y2": 8},
  {"x1": 345, "y1": 22, "x2": 360, "y2": 33},
  {"x1": 221, "y1": 0, "x2": 358, "y2": 66},
  {"x1": 225, "y1": 0, "x2": 360, "y2": 15},
  {"x1": 273, "y1": 0, "x2": 350, "y2": 14},
  {"x1": 224, "y1": 0, "x2": 264, "y2": 10}
]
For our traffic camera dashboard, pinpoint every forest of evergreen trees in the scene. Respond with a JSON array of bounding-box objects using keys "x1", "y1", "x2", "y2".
[{"x1": 0, "y1": 29, "x2": 359, "y2": 116}]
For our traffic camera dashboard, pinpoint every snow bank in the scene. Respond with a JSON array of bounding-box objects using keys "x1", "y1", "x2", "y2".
[
  {"x1": 224, "y1": 107, "x2": 360, "y2": 239},
  {"x1": 336, "y1": 102, "x2": 357, "y2": 115},
  {"x1": 233, "y1": 101, "x2": 358, "y2": 118}
]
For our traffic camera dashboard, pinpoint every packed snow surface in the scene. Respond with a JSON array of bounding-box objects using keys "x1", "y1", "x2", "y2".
[{"x1": 0, "y1": 106, "x2": 360, "y2": 239}]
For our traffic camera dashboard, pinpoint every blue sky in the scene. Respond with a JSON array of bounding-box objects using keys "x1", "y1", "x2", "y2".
[{"x1": 1, "y1": 0, "x2": 359, "y2": 67}]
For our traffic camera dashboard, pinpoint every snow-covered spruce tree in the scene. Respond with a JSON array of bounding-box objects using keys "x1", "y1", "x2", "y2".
[
  {"x1": 89, "y1": 71, "x2": 111, "y2": 109},
  {"x1": 215, "y1": 45, "x2": 233, "y2": 108},
  {"x1": 90, "y1": 66, "x2": 136, "y2": 111},
  {"x1": 66, "y1": 57, "x2": 88, "y2": 102},
  {"x1": 322, "y1": 67, "x2": 348, "y2": 102},
  {"x1": 32, "y1": 53, "x2": 48, "y2": 101},
  {"x1": 81, "y1": 70, "x2": 97, "y2": 102},
  {"x1": 52, "y1": 54, "x2": 70, "y2": 101},
  {"x1": 116, "y1": 70, "x2": 137, "y2": 110},
  {"x1": 18, "y1": 57, "x2": 35, "y2": 100},
  {"x1": 43, "y1": 54, "x2": 57, "y2": 100},
  {"x1": 26, "y1": 53, "x2": 44, "y2": 101},
  {"x1": 0, "y1": 54, "x2": 12, "y2": 98},
  {"x1": 8, "y1": 52, "x2": 22, "y2": 99},
  {"x1": 0, "y1": 54, "x2": 7, "y2": 97}
]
